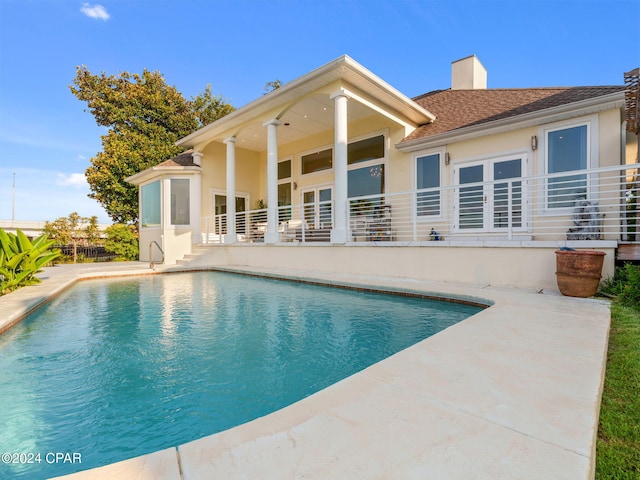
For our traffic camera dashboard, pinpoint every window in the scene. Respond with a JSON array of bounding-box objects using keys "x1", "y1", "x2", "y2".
[
  {"x1": 348, "y1": 164, "x2": 385, "y2": 197},
  {"x1": 170, "y1": 179, "x2": 190, "y2": 225},
  {"x1": 278, "y1": 159, "x2": 291, "y2": 180},
  {"x1": 546, "y1": 123, "x2": 589, "y2": 209},
  {"x1": 348, "y1": 135, "x2": 384, "y2": 165},
  {"x1": 416, "y1": 153, "x2": 440, "y2": 216},
  {"x1": 141, "y1": 181, "x2": 161, "y2": 227},
  {"x1": 278, "y1": 159, "x2": 292, "y2": 221},
  {"x1": 347, "y1": 134, "x2": 386, "y2": 199},
  {"x1": 301, "y1": 148, "x2": 332, "y2": 175}
]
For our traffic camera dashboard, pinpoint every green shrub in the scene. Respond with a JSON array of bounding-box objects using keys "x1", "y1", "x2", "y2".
[
  {"x1": 600, "y1": 263, "x2": 640, "y2": 310},
  {"x1": 618, "y1": 264, "x2": 640, "y2": 309},
  {"x1": 0, "y1": 229, "x2": 61, "y2": 295},
  {"x1": 104, "y1": 224, "x2": 139, "y2": 261}
]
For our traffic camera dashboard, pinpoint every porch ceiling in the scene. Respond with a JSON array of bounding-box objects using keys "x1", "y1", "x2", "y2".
[{"x1": 235, "y1": 94, "x2": 378, "y2": 152}]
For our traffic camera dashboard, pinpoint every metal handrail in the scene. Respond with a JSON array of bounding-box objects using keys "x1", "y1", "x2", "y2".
[{"x1": 149, "y1": 241, "x2": 164, "y2": 269}]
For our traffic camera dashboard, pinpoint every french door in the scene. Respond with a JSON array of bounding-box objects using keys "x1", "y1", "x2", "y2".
[
  {"x1": 301, "y1": 187, "x2": 332, "y2": 229},
  {"x1": 212, "y1": 192, "x2": 249, "y2": 234},
  {"x1": 455, "y1": 157, "x2": 525, "y2": 232}
]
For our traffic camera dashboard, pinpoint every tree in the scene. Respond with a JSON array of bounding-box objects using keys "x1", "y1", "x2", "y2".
[
  {"x1": 104, "y1": 224, "x2": 139, "y2": 261},
  {"x1": 264, "y1": 79, "x2": 283, "y2": 93},
  {"x1": 191, "y1": 84, "x2": 236, "y2": 127},
  {"x1": 43, "y1": 212, "x2": 97, "y2": 263},
  {"x1": 70, "y1": 67, "x2": 234, "y2": 224}
]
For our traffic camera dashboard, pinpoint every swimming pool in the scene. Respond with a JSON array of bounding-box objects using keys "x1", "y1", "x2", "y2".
[{"x1": 0, "y1": 271, "x2": 481, "y2": 479}]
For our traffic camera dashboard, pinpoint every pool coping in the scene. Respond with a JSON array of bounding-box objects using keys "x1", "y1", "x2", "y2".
[{"x1": 0, "y1": 263, "x2": 610, "y2": 480}]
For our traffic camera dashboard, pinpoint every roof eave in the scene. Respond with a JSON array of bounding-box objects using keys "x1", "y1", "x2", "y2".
[
  {"x1": 177, "y1": 55, "x2": 435, "y2": 149},
  {"x1": 396, "y1": 91, "x2": 625, "y2": 152},
  {"x1": 126, "y1": 165, "x2": 201, "y2": 186}
]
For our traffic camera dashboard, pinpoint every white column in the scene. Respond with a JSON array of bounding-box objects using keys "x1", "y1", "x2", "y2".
[
  {"x1": 224, "y1": 137, "x2": 237, "y2": 244},
  {"x1": 330, "y1": 90, "x2": 349, "y2": 243},
  {"x1": 263, "y1": 119, "x2": 282, "y2": 244}
]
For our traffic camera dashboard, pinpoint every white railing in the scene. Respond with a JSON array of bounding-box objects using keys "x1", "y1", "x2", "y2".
[
  {"x1": 202, "y1": 199, "x2": 333, "y2": 244},
  {"x1": 202, "y1": 163, "x2": 640, "y2": 245}
]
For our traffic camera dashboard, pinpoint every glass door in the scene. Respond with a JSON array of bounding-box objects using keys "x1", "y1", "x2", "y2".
[
  {"x1": 455, "y1": 157, "x2": 524, "y2": 232},
  {"x1": 212, "y1": 193, "x2": 248, "y2": 234},
  {"x1": 492, "y1": 159, "x2": 522, "y2": 229},
  {"x1": 302, "y1": 187, "x2": 332, "y2": 229},
  {"x1": 457, "y1": 164, "x2": 485, "y2": 230}
]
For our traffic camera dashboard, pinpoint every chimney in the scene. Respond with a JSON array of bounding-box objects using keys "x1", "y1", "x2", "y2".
[{"x1": 451, "y1": 55, "x2": 487, "y2": 90}]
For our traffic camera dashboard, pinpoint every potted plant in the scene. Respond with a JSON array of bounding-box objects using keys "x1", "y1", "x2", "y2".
[{"x1": 555, "y1": 247, "x2": 606, "y2": 297}]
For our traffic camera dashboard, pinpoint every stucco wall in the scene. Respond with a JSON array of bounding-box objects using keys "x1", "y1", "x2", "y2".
[{"x1": 188, "y1": 244, "x2": 615, "y2": 292}]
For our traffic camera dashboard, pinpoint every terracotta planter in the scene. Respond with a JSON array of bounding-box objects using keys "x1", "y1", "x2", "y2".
[{"x1": 555, "y1": 249, "x2": 606, "y2": 298}]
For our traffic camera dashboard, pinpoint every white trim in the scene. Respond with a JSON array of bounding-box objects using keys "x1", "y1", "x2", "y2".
[
  {"x1": 300, "y1": 184, "x2": 333, "y2": 229},
  {"x1": 299, "y1": 144, "x2": 334, "y2": 177},
  {"x1": 452, "y1": 153, "x2": 529, "y2": 234},
  {"x1": 538, "y1": 114, "x2": 598, "y2": 215},
  {"x1": 177, "y1": 55, "x2": 434, "y2": 149},
  {"x1": 413, "y1": 148, "x2": 446, "y2": 222}
]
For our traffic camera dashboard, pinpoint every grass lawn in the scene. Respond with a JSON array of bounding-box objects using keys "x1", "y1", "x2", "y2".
[{"x1": 596, "y1": 302, "x2": 640, "y2": 478}]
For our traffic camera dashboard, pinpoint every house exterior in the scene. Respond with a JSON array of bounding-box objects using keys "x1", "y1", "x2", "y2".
[{"x1": 126, "y1": 55, "x2": 639, "y2": 290}]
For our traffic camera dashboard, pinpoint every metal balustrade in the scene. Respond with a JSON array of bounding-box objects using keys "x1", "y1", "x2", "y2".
[{"x1": 201, "y1": 163, "x2": 640, "y2": 245}]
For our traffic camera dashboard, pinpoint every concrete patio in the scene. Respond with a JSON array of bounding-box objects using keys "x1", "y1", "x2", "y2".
[{"x1": 0, "y1": 262, "x2": 611, "y2": 480}]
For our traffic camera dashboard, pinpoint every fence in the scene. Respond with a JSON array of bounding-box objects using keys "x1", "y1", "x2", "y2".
[{"x1": 55, "y1": 245, "x2": 117, "y2": 261}]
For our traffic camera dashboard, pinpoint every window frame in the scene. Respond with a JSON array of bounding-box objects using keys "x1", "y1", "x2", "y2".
[
  {"x1": 140, "y1": 180, "x2": 161, "y2": 228},
  {"x1": 300, "y1": 145, "x2": 333, "y2": 176},
  {"x1": 170, "y1": 178, "x2": 191, "y2": 226},
  {"x1": 539, "y1": 115, "x2": 599, "y2": 214},
  {"x1": 346, "y1": 131, "x2": 388, "y2": 199},
  {"x1": 413, "y1": 148, "x2": 445, "y2": 222}
]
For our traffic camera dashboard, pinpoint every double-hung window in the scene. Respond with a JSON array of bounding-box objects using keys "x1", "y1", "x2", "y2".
[{"x1": 544, "y1": 119, "x2": 593, "y2": 209}]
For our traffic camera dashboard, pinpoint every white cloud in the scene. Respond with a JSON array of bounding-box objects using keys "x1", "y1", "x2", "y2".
[
  {"x1": 0, "y1": 168, "x2": 110, "y2": 223},
  {"x1": 56, "y1": 173, "x2": 88, "y2": 188},
  {"x1": 80, "y1": 3, "x2": 110, "y2": 21}
]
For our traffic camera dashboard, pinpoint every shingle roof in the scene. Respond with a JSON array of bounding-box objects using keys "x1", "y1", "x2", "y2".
[
  {"x1": 402, "y1": 86, "x2": 625, "y2": 143},
  {"x1": 156, "y1": 149, "x2": 199, "y2": 167}
]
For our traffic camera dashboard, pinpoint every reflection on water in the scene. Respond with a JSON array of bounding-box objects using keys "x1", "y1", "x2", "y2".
[{"x1": 0, "y1": 272, "x2": 480, "y2": 479}]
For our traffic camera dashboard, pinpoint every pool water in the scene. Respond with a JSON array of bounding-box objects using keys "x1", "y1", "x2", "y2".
[{"x1": 0, "y1": 272, "x2": 480, "y2": 479}]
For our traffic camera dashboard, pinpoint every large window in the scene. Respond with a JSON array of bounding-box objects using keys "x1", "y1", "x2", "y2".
[
  {"x1": 170, "y1": 179, "x2": 190, "y2": 225},
  {"x1": 348, "y1": 164, "x2": 385, "y2": 197},
  {"x1": 347, "y1": 134, "x2": 386, "y2": 198},
  {"x1": 546, "y1": 123, "x2": 589, "y2": 209},
  {"x1": 416, "y1": 153, "x2": 441, "y2": 217},
  {"x1": 141, "y1": 181, "x2": 161, "y2": 227}
]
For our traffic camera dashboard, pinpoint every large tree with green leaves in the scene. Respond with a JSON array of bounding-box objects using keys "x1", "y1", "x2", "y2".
[{"x1": 70, "y1": 67, "x2": 234, "y2": 223}]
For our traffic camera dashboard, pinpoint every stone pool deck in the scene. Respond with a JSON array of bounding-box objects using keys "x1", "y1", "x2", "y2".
[{"x1": 0, "y1": 262, "x2": 611, "y2": 480}]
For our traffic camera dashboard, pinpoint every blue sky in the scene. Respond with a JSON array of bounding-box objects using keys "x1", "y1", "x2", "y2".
[{"x1": 0, "y1": 0, "x2": 638, "y2": 224}]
